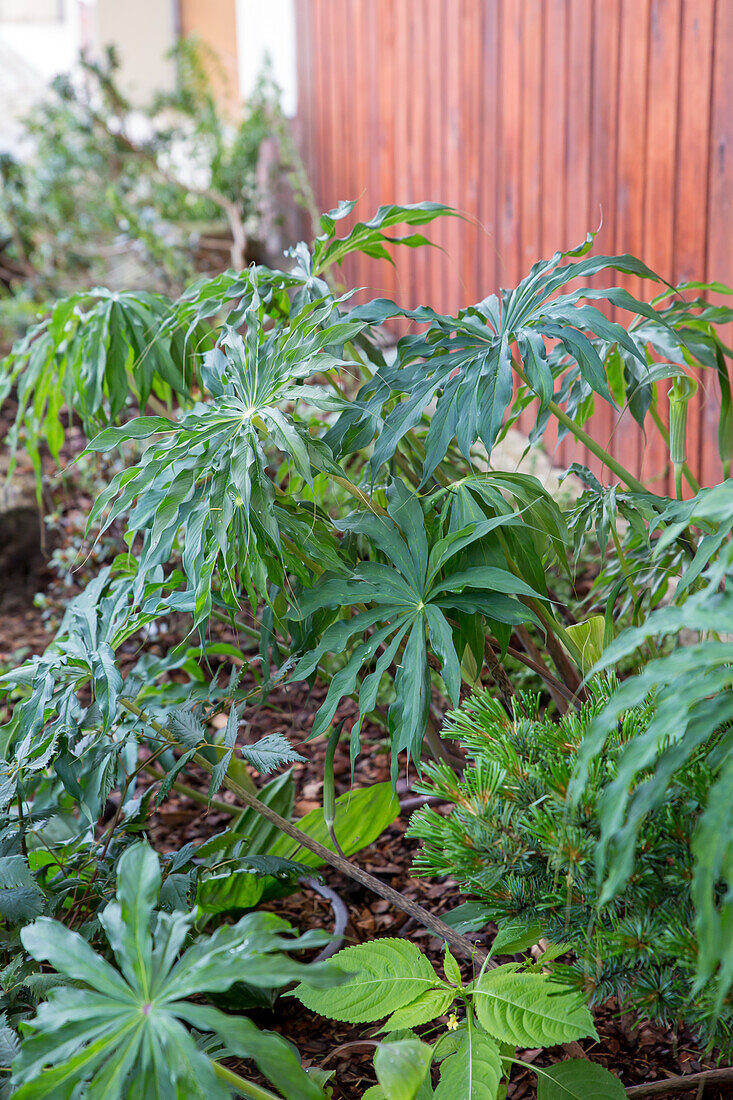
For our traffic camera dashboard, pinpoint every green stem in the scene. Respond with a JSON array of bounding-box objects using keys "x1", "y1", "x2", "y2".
[
  {"x1": 512, "y1": 359, "x2": 648, "y2": 493},
  {"x1": 548, "y1": 396, "x2": 647, "y2": 493},
  {"x1": 141, "y1": 762, "x2": 239, "y2": 815},
  {"x1": 210, "y1": 608, "x2": 261, "y2": 643},
  {"x1": 123, "y1": 699, "x2": 257, "y2": 795},
  {"x1": 491, "y1": 529, "x2": 583, "y2": 677},
  {"x1": 212, "y1": 1061, "x2": 282, "y2": 1100},
  {"x1": 648, "y1": 401, "x2": 700, "y2": 493},
  {"x1": 674, "y1": 463, "x2": 684, "y2": 500},
  {"x1": 331, "y1": 474, "x2": 388, "y2": 515},
  {"x1": 610, "y1": 524, "x2": 641, "y2": 604}
]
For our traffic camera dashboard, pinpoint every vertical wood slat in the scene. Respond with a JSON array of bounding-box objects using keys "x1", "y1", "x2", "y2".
[
  {"x1": 293, "y1": 0, "x2": 730, "y2": 488},
  {"x1": 707, "y1": 0, "x2": 733, "y2": 483},
  {"x1": 674, "y1": 0, "x2": 716, "y2": 487},
  {"x1": 642, "y1": 0, "x2": 682, "y2": 493}
]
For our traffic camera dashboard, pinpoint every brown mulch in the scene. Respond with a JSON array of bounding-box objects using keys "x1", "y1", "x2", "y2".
[{"x1": 0, "y1": 427, "x2": 731, "y2": 1098}]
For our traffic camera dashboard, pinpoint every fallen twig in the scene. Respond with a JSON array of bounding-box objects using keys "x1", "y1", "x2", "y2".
[
  {"x1": 122, "y1": 698, "x2": 489, "y2": 967},
  {"x1": 624, "y1": 1067, "x2": 733, "y2": 1097}
]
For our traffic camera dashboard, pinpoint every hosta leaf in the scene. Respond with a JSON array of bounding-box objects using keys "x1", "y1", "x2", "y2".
[
  {"x1": 474, "y1": 971, "x2": 597, "y2": 1047},
  {"x1": 536, "y1": 1060, "x2": 626, "y2": 1099},
  {"x1": 434, "y1": 1027, "x2": 501, "y2": 1100},
  {"x1": 374, "y1": 1038, "x2": 433, "y2": 1100},
  {"x1": 293, "y1": 940, "x2": 440, "y2": 1023},
  {"x1": 268, "y1": 782, "x2": 399, "y2": 867}
]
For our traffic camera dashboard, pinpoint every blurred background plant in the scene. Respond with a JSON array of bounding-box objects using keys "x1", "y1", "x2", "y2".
[{"x1": 0, "y1": 38, "x2": 315, "y2": 349}]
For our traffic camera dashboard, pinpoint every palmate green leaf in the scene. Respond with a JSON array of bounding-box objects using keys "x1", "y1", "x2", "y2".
[
  {"x1": 336, "y1": 239, "x2": 672, "y2": 482},
  {"x1": 473, "y1": 970, "x2": 597, "y2": 1047},
  {"x1": 1, "y1": 288, "x2": 207, "y2": 494},
  {"x1": 311, "y1": 200, "x2": 456, "y2": 276},
  {"x1": 535, "y1": 1060, "x2": 626, "y2": 1100},
  {"x1": 14, "y1": 843, "x2": 331, "y2": 1100},
  {"x1": 85, "y1": 281, "x2": 357, "y2": 623},
  {"x1": 434, "y1": 1026, "x2": 502, "y2": 1100},
  {"x1": 291, "y1": 481, "x2": 542, "y2": 771},
  {"x1": 373, "y1": 1038, "x2": 433, "y2": 1100},
  {"x1": 293, "y1": 940, "x2": 442, "y2": 1023},
  {"x1": 0, "y1": 569, "x2": 170, "y2": 815}
]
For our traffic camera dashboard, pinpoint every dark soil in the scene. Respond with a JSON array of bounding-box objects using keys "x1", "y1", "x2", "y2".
[{"x1": 0, "y1": 421, "x2": 730, "y2": 1098}]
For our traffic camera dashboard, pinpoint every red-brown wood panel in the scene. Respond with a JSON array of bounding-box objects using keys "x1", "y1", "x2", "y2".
[
  {"x1": 498, "y1": 0, "x2": 523, "y2": 287},
  {"x1": 613, "y1": 0, "x2": 651, "y2": 480},
  {"x1": 706, "y1": 0, "x2": 733, "y2": 484},
  {"x1": 293, "y1": 0, "x2": 730, "y2": 487},
  {"x1": 703, "y1": 0, "x2": 733, "y2": 487},
  {"x1": 674, "y1": 0, "x2": 715, "y2": 490},
  {"x1": 178, "y1": 0, "x2": 239, "y2": 114},
  {"x1": 642, "y1": 0, "x2": 682, "y2": 493},
  {"x1": 559, "y1": 0, "x2": 597, "y2": 472}
]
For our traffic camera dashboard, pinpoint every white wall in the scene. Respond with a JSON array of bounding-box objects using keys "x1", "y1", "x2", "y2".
[
  {"x1": 0, "y1": 0, "x2": 84, "y2": 82},
  {"x1": 95, "y1": 0, "x2": 176, "y2": 106},
  {"x1": 235, "y1": 0, "x2": 297, "y2": 116}
]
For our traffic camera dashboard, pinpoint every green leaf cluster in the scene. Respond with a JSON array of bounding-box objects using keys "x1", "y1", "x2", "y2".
[
  {"x1": 293, "y1": 936, "x2": 623, "y2": 1099},
  {"x1": 409, "y1": 679, "x2": 733, "y2": 1052},
  {"x1": 11, "y1": 842, "x2": 334, "y2": 1099}
]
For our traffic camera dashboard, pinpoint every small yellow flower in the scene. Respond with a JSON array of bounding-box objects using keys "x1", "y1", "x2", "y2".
[{"x1": 446, "y1": 1013, "x2": 459, "y2": 1031}]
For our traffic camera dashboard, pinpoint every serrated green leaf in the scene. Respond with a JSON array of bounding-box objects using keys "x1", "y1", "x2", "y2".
[
  {"x1": 443, "y1": 947, "x2": 462, "y2": 987},
  {"x1": 240, "y1": 733, "x2": 306, "y2": 775},
  {"x1": 293, "y1": 940, "x2": 440, "y2": 1023},
  {"x1": 474, "y1": 971, "x2": 597, "y2": 1047},
  {"x1": 383, "y1": 986, "x2": 456, "y2": 1031},
  {"x1": 434, "y1": 1027, "x2": 501, "y2": 1100},
  {"x1": 488, "y1": 920, "x2": 543, "y2": 959}
]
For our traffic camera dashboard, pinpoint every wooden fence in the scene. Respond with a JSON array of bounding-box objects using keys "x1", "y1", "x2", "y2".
[{"x1": 293, "y1": 0, "x2": 733, "y2": 489}]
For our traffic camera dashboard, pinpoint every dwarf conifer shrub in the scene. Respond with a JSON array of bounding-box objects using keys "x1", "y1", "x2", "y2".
[{"x1": 409, "y1": 683, "x2": 732, "y2": 1053}]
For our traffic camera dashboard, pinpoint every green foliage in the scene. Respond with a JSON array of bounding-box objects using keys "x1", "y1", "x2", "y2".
[
  {"x1": 12, "y1": 842, "x2": 333, "y2": 1099},
  {"x1": 409, "y1": 682, "x2": 733, "y2": 1052},
  {"x1": 2, "y1": 193, "x2": 733, "y2": 1091},
  {"x1": 570, "y1": 487, "x2": 733, "y2": 1013},
  {"x1": 1, "y1": 289, "x2": 208, "y2": 498},
  {"x1": 290, "y1": 478, "x2": 543, "y2": 771},
  {"x1": 293, "y1": 937, "x2": 621, "y2": 1099}
]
